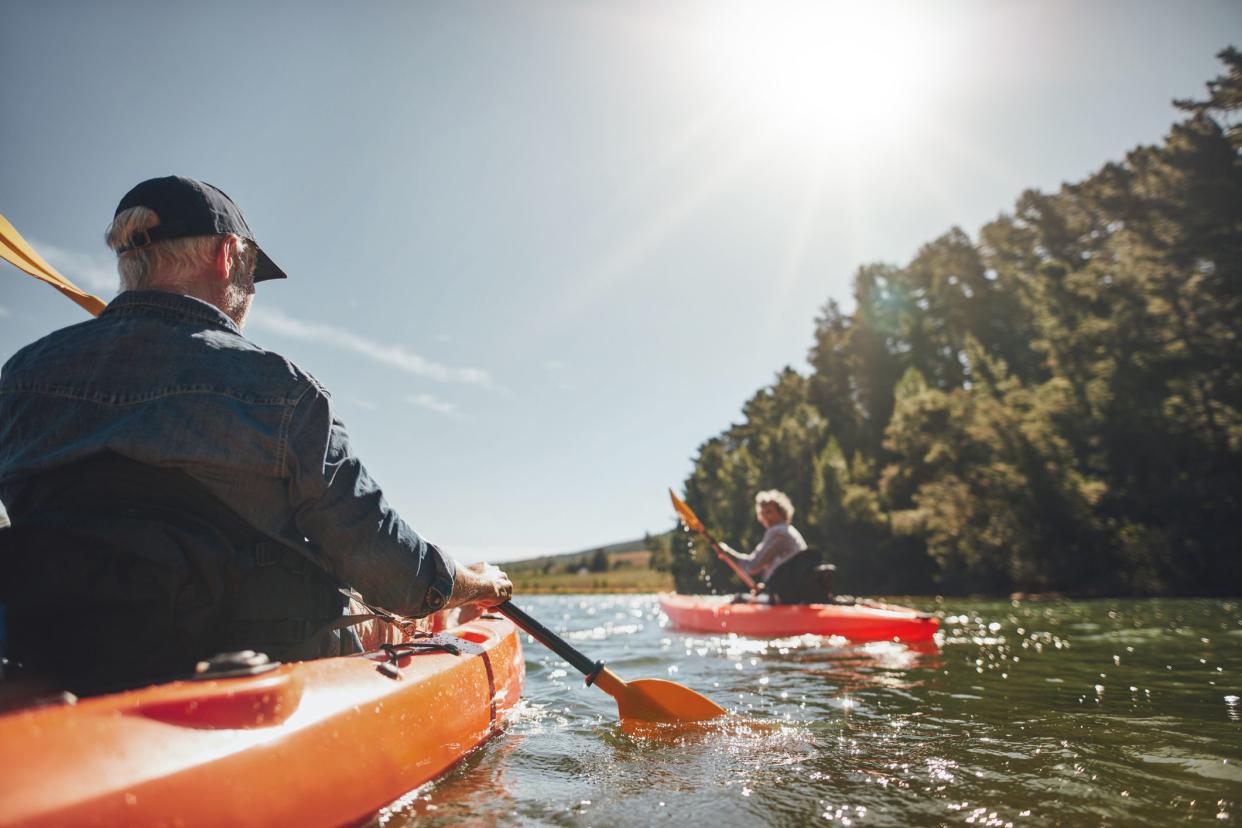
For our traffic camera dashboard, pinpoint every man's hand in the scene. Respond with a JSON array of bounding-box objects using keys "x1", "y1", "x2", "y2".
[{"x1": 447, "y1": 561, "x2": 513, "y2": 610}]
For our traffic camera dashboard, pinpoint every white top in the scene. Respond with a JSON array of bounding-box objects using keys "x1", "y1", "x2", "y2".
[{"x1": 739, "y1": 522, "x2": 808, "y2": 581}]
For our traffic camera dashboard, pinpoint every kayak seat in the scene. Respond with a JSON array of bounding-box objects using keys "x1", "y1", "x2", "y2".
[{"x1": 763, "y1": 548, "x2": 834, "y2": 604}]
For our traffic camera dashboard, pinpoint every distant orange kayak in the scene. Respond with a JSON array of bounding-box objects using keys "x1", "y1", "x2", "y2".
[
  {"x1": 658, "y1": 593, "x2": 939, "y2": 642},
  {"x1": 0, "y1": 614, "x2": 524, "y2": 827}
]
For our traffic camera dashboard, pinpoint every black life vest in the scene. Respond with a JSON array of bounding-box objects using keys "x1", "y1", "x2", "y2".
[
  {"x1": 762, "y1": 547, "x2": 835, "y2": 604},
  {"x1": 0, "y1": 453, "x2": 348, "y2": 694}
]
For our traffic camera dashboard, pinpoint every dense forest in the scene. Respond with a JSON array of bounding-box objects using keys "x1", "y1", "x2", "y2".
[{"x1": 668, "y1": 50, "x2": 1242, "y2": 598}]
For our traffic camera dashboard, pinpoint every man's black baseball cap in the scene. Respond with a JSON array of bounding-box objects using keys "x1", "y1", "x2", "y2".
[{"x1": 114, "y1": 176, "x2": 287, "y2": 283}]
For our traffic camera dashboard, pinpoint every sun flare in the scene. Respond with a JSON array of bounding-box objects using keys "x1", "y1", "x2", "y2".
[{"x1": 692, "y1": 2, "x2": 950, "y2": 154}]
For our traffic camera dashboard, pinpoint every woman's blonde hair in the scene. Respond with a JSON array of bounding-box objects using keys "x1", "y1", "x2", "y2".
[
  {"x1": 106, "y1": 206, "x2": 255, "y2": 291},
  {"x1": 755, "y1": 489, "x2": 794, "y2": 522}
]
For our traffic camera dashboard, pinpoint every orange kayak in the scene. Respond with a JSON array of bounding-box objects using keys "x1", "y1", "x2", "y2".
[
  {"x1": 0, "y1": 614, "x2": 524, "y2": 827},
  {"x1": 658, "y1": 593, "x2": 939, "y2": 642}
]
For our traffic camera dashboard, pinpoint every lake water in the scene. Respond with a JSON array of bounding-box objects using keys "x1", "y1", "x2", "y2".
[{"x1": 373, "y1": 595, "x2": 1241, "y2": 827}]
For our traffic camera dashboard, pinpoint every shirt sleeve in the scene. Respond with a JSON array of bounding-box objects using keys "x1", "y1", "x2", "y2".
[
  {"x1": 282, "y1": 379, "x2": 456, "y2": 617},
  {"x1": 744, "y1": 526, "x2": 798, "y2": 579}
]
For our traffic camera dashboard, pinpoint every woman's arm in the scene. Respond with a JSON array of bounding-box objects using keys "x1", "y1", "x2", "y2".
[{"x1": 746, "y1": 527, "x2": 797, "y2": 577}]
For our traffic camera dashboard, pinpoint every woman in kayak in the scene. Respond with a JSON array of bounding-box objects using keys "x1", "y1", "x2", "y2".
[{"x1": 720, "y1": 490, "x2": 823, "y2": 603}]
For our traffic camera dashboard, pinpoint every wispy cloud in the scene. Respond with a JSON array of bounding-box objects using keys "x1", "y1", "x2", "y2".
[
  {"x1": 0, "y1": 306, "x2": 9, "y2": 318},
  {"x1": 32, "y1": 240, "x2": 118, "y2": 293},
  {"x1": 406, "y1": 392, "x2": 458, "y2": 417},
  {"x1": 248, "y1": 308, "x2": 493, "y2": 387}
]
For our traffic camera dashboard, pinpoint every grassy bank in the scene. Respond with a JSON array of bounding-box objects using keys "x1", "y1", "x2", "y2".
[
  {"x1": 510, "y1": 567, "x2": 673, "y2": 594},
  {"x1": 506, "y1": 545, "x2": 675, "y2": 594}
]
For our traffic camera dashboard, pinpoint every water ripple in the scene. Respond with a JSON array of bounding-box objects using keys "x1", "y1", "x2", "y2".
[{"x1": 370, "y1": 595, "x2": 1241, "y2": 827}]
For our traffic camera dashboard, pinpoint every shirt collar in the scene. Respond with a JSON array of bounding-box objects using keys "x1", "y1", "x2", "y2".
[{"x1": 101, "y1": 290, "x2": 242, "y2": 335}]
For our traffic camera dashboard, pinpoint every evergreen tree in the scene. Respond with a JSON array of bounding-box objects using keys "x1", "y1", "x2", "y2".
[{"x1": 589, "y1": 548, "x2": 609, "y2": 573}]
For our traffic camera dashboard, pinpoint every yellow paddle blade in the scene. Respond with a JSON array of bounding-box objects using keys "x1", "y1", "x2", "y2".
[
  {"x1": 593, "y1": 668, "x2": 727, "y2": 723},
  {"x1": 0, "y1": 214, "x2": 106, "y2": 317},
  {"x1": 669, "y1": 488, "x2": 706, "y2": 534}
]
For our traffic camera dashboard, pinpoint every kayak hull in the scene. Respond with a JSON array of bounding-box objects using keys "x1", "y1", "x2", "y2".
[
  {"x1": 658, "y1": 593, "x2": 939, "y2": 642},
  {"x1": 0, "y1": 614, "x2": 524, "y2": 827}
]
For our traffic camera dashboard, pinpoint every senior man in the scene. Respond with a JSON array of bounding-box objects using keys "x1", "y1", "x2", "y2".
[{"x1": 0, "y1": 176, "x2": 510, "y2": 693}]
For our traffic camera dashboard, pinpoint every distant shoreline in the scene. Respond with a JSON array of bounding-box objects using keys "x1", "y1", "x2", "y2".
[{"x1": 514, "y1": 585, "x2": 669, "y2": 595}]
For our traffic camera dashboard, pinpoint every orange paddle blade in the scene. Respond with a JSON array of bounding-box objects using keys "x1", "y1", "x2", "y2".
[
  {"x1": 669, "y1": 488, "x2": 759, "y2": 592},
  {"x1": 0, "y1": 214, "x2": 106, "y2": 316},
  {"x1": 669, "y1": 488, "x2": 706, "y2": 534},
  {"x1": 592, "y1": 668, "x2": 726, "y2": 723}
]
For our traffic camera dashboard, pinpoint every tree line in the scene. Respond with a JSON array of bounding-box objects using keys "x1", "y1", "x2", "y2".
[{"x1": 668, "y1": 50, "x2": 1242, "y2": 598}]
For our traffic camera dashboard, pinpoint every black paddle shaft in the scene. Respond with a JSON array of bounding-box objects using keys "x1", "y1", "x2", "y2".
[{"x1": 496, "y1": 601, "x2": 603, "y2": 681}]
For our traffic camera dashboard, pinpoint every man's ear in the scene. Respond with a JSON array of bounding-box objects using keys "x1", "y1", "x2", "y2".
[{"x1": 212, "y1": 235, "x2": 240, "y2": 282}]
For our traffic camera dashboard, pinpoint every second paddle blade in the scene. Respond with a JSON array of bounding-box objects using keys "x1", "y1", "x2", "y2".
[
  {"x1": 594, "y1": 669, "x2": 727, "y2": 723},
  {"x1": 668, "y1": 488, "x2": 705, "y2": 534}
]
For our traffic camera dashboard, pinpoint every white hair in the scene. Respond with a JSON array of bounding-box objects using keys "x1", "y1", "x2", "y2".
[
  {"x1": 105, "y1": 206, "x2": 256, "y2": 295},
  {"x1": 755, "y1": 489, "x2": 795, "y2": 522}
]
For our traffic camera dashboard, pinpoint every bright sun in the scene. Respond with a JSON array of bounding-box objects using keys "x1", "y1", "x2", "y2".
[{"x1": 691, "y1": 2, "x2": 949, "y2": 155}]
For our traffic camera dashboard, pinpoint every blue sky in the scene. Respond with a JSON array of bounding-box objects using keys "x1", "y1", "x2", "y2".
[{"x1": 1, "y1": 1, "x2": 1237, "y2": 562}]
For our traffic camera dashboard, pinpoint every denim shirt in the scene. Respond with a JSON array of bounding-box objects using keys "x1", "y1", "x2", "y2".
[{"x1": 0, "y1": 291, "x2": 454, "y2": 617}]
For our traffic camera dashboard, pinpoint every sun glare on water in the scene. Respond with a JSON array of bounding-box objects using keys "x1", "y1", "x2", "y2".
[{"x1": 691, "y1": 2, "x2": 956, "y2": 156}]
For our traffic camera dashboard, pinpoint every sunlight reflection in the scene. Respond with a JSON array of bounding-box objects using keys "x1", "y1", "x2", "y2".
[
  {"x1": 688, "y1": 1, "x2": 961, "y2": 154},
  {"x1": 795, "y1": 639, "x2": 943, "y2": 693}
]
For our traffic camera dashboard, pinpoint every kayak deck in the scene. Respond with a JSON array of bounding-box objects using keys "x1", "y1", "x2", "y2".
[
  {"x1": 658, "y1": 593, "x2": 939, "y2": 642},
  {"x1": 0, "y1": 614, "x2": 524, "y2": 827}
]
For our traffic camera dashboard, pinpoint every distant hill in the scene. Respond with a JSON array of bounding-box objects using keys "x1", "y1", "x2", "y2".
[
  {"x1": 504, "y1": 531, "x2": 677, "y2": 593},
  {"x1": 504, "y1": 535, "x2": 662, "y2": 575}
]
